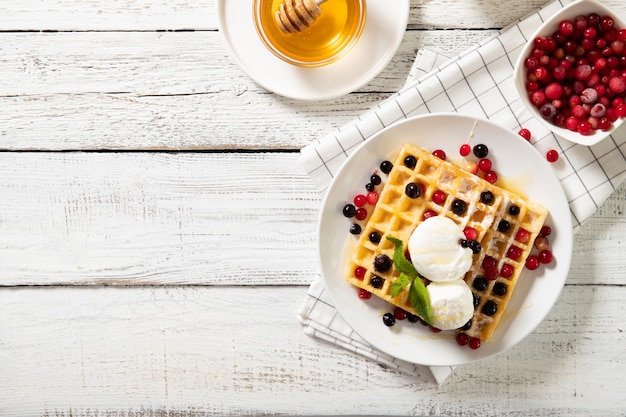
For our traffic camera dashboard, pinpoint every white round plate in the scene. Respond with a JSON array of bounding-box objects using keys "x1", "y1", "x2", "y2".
[
  {"x1": 217, "y1": 0, "x2": 409, "y2": 101},
  {"x1": 318, "y1": 113, "x2": 573, "y2": 367}
]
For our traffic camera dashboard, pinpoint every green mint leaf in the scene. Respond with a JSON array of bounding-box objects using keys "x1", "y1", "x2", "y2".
[
  {"x1": 390, "y1": 273, "x2": 411, "y2": 298},
  {"x1": 386, "y1": 236, "x2": 417, "y2": 277},
  {"x1": 409, "y1": 277, "x2": 433, "y2": 326}
]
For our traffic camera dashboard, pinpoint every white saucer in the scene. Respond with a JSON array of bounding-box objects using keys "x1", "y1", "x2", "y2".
[{"x1": 217, "y1": 0, "x2": 409, "y2": 101}]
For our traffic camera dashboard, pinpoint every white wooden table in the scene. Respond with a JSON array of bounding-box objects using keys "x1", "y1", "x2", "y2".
[{"x1": 1, "y1": 1, "x2": 625, "y2": 415}]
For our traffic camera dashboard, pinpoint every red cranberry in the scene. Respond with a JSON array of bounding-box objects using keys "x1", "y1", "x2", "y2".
[
  {"x1": 432, "y1": 149, "x2": 446, "y2": 160},
  {"x1": 456, "y1": 333, "x2": 469, "y2": 346},
  {"x1": 358, "y1": 289, "x2": 372, "y2": 299},
  {"x1": 354, "y1": 267, "x2": 366, "y2": 279},
  {"x1": 354, "y1": 194, "x2": 367, "y2": 207},
  {"x1": 518, "y1": 128, "x2": 532, "y2": 140},
  {"x1": 546, "y1": 149, "x2": 559, "y2": 162},
  {"x1": 525, "y1": 255, "x2": 540, "y2": 270},
  {"x1": 468, "y1": 338, "x2": 481, "y2": 350}
]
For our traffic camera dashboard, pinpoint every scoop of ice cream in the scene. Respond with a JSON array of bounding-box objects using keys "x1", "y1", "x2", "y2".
[
  {"x1": 426, "y1": 279, "x2": 474, "y2": 330},
  {"x1": 408, "y1": 216, "x2": 473, "y2": 282}
]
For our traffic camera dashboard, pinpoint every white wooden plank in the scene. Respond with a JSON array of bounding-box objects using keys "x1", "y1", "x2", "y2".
[
  {"x1": 0, "y1": 152, "x2": 320, "y2": 286},
  {"x1": 0, "y1": 30, "x2": 491, "y2": 96},
  {"x1": 0, "y1": 152, "x2": 623, "y2": 287},
  {"x1": 1, "y1": 0, "x2": 624, "y2": 32},
  {"x1": 0, "y1": 285, "x2": 624, "y2": 416}
]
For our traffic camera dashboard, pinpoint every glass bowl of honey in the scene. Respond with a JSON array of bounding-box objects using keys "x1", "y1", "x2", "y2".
[{"x1": 253, "y1": 0, "x2": 367, "y2": 68}]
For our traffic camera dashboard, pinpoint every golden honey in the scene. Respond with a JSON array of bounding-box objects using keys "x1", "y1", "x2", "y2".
[{"x1": 254, "y1": 0, "x2": 366, "y2": 67}]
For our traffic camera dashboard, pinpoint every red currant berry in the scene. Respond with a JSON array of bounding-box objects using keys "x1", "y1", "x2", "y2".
[
  {"x1": 354, "y1": 266, "x2": 366, "y2": 279},
  {"x1": 540, "y1": 225, "x2": 552, "y2": 236},
  {"x1": 484, "y1": 171, "x2": 498, "y2": 184},
  {"x1": 515, "y1": 228, "x2": 530, "y2": 243},
  {"x1": 358, "y1": 289, "x2": 372, "y2": 299},
  {"x1": 355, "y1": 208, "x2": 367, "y2": 221},
  {"x1": 478, "y1": 158, "x2": 492, "y2": 172},
  {"x1": 366, "y1": 192, "x2": 379, "y2": 205},
  {"x1": 546, "y1": 149, "x2": 559, "y2": 163},
  {"x1": 468, "y1": 337, "x2": 481, "y2": 349},
  {"x1": 432, "y1": 190, "x2": 446, "y2": 205},
  {"x1": 538, "y1": 249, "x2": 553, "y2": 264},
  {"x1": 432, "y1": 149, "x2": 446, "y2": 160},
  {"x1": 423, "y1": 209, "x2": 437, "y2": 220},
  {"x1": 484, "y1": 266, "x2": 499, "y2": 281},
  {"x1": 393, "y1": 307, "x2": 407, "y2": 321},
  {"x1": 456, "y1": 333, "x2": 470, "y2": 346},
  {"x1": 506, "y1": 246, "x2": 523, "y2": 261},
  {"x1": 500, "y1": 264, "x2": 514, "y2": 278},
  {"x1": 525, "y1": 255, "x2": 540, "y2": 270},
  {"x1": 482, "y1": 256, "x2": 497, "y2": 269},
  {"x1": 429, "y1": 326, "x2": 441, "y2": 333},
  {"x1": 463, "y1": 227, "x2": 478, "y2": 241},
  {"x1": 354, "y1": 194, "x2": 367, "y2": 207},
  {"x1": 518, "y1": 128, "x2": 532, "y2": 141},
  {"x1": 459, "y1": 143, "x2": 471, "y2": 156}
]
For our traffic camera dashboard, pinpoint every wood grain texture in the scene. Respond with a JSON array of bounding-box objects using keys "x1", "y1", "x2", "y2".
[
  {"x1": 0, "y1": 152, "x2": 623, "y2": 287},
  {"x1": 0, "y1": 0, "x2": 578, "y2": 31},
  {"x1": 0, "y1": 0, "x2": 625, "y2": 415},
  {"x1": 0, "y1": 285, "x2": 624, "y2": 416},
  {"x1": 0, "y1": 152, "x2": 320, "y2": 285}
]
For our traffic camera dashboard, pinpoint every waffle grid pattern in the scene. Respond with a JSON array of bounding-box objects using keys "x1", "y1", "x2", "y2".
[{"x1": 346, "y1": 144, "x2": 548, "y2": 341}]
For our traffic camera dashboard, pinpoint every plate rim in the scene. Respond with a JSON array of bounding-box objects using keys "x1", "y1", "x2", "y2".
[{"x1": 317, "y1": 113, "x2": 574, "y2": 367}]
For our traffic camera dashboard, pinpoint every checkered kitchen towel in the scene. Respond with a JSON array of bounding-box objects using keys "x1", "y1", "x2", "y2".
[{"x1": 298, "y1": 0, "x2": 626, "y2": 385}]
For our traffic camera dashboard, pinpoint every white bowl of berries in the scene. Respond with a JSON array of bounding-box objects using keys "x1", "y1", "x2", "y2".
[{"x1": 513, "y1": 0, "x2": 626, "y2": 146}]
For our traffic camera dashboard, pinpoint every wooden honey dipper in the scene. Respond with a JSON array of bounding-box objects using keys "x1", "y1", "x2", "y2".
[{"x1": 275, "y1": 0, "x2": 328, "y2": 34}]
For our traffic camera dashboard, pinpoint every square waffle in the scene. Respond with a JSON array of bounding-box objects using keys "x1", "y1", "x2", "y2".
[{"x1": 346, "y1": 143, "x2": 549, "y2": 341}]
